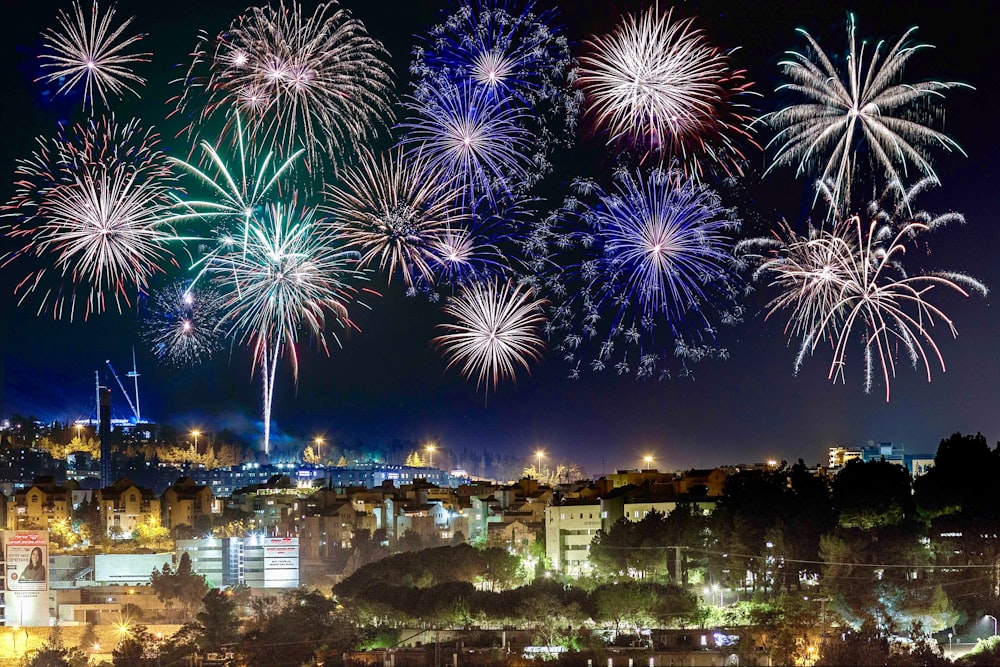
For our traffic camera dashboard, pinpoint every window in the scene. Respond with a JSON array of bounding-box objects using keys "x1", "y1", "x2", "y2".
[{"x1": 130, "y1": 494, "x2": 137, "y2": 503}]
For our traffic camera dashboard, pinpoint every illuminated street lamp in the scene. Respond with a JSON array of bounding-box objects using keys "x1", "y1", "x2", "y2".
[
  {"x1": 535, "y1": 450, "x2": 545, "y2": 477},
  {"x1": 75, "y1": 423, "x2": 82, "y2": 442},
  {"x1": 314, "y1": 436, "x2": 324, "y2": 461},
  {"x1": 426, "y1": 443, "x2": 436, "y2": 468},
  {"x1": 191, "y1": 430, "x2": 201, "y2": 451},
  {"x1": 643, "y1": 455, "x2": 654, "y2": 470},
  {"x1": 987, "y1": 614, "x2": 998, "y2": 637}
]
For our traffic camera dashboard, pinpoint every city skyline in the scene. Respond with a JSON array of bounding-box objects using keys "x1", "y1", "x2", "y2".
[{"x1": 1, "y1": 0, "x2": 998, "y2": 474}]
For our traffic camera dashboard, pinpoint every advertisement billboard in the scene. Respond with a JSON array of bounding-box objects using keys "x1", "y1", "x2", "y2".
[{"x1": 3, "y1": 530, "x2": 49, "y2": 626}]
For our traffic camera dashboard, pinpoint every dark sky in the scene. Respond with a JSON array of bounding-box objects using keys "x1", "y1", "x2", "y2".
[{"x1": 1, "y1": 0, "x2": 998, "y2": 474}]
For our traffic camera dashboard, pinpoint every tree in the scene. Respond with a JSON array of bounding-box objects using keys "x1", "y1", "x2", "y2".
[
  {"x1": 20, "y1": 625, "x2": 88, "y2": 667},
  {"x1": 834, "y1": 459, "x2": 914, "y2": 529},
  {"x1": 194, "y1": 589, "x2": 240, "y2": 650},
  {"x1": 112, "y1": 625, "x2": 161, "y2": 667},
  {"x1": 133, "y1": 516, "x2": 171, "y2": 550},
  {"x1": 150, "y1": 552, "x2": 209, "y2": 620}
]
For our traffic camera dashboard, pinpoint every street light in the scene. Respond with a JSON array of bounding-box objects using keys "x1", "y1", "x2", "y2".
[
  {"x1": 987, "y1": 614, "x2": 998, "y2": 637},
  {"x1": 314, "y1": 436, "x2": 324, "y2": 461},
  {"x1": 75, "y1": 423, "x2": 82, "y2": 442},
  {"x1": 535, "y1": 450, "x2": 545, "y2": 478},
  {"x1": 643, "y1": 455, "x2": 654, "y2": 470},
  {"x1": 426, "y1": 443, "x2": 436, "y2": 468},
  {"x1": 191, "y1": 430, "x2": 201, "y2": 451},
  {"x1": 948, "y1": 632, "x2": 953, "y2": 655}
]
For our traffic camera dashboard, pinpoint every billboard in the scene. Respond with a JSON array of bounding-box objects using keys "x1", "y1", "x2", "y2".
[
  {"x1": 3, "y1": 530, "x2": 49, "y2": 626},
  {"x1": 262, "y1": 537, "x2": 298, "y2": 588}
]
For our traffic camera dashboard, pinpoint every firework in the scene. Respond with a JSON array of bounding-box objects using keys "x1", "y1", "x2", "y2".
[
  {"x1": 766, "y1": 14, "x2": 969, "y2": 212},
  {"x1": 167, "y1": 113, "x2": 304, "y2": 280},
  {"x1": 534, "y1": 168, "x2": 742, "y2": 379},
  {"x1": 749, "y1": 189, "x2": 986, "y2": 400},
  {"x1": 206, "y1": 200, "x2": 367, "y2": 452},
  {"x1": 411, "y1": 1, "x2": 579, "y2": 125},
  {"x1": 174, "y1": 0, "x2": 394, "y2": 175},
  {"x1": 434, "y1": 279, "x2": 547, "y2": 390},
  {"x1": 399, "y1": 82, "x2": 536, "y2": 201},
  {"x1": 322, "y1": 147, "x2": 466, "y2": 287},
  {"x1": 142, "y1": 280, "x2": 225, "y2": 365},
  {"x1": 577, "y1": 4, "x2": 757, "y2": 176},
  {"x1": 37, "y1": 0, "x2": 150, "y2": 113},
  {"x1": 3, "y1": 117, "x2": 181, "y2": 320}
]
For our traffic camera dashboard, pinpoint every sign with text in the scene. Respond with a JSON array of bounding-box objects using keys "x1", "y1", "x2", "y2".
[{"x1": 3, "y1": 530, "x2": 49, "y2": 626}]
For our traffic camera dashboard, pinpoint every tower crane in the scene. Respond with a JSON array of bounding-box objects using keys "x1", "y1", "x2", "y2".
[{"x1": 106, "y1": 349, "x2": 142, "y2": 423}]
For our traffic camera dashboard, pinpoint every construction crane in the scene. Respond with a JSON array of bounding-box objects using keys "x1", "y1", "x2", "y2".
[{"x1": 106, "y1": 349, "x2": 142, "y2": 423}]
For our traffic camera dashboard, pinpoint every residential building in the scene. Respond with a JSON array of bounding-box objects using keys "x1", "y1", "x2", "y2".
[
  {"x1": 8, "y1": 476, "x2": 75, "y2": 530},
  {"x1": 545, "y1": 501, "x2": 602, "y2": 577},
  {"x1": 97, "y1": 478, "x2": 161, "y2": 537},
  {"x1": 162, "y1": 476, "x2": 215, "y2": 530}
]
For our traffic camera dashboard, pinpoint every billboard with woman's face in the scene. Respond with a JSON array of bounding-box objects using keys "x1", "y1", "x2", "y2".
[{"x1": 3, "y1": 530, "x2": 49, "y2": 626}]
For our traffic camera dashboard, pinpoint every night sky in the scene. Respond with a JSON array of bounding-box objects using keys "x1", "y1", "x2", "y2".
[{"x1": 1, "y1": 0, "x2": 998, "y2": 474}]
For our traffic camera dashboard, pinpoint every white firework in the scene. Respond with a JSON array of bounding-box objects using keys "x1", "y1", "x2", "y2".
[
  {"x1": 434, "y1": 279, "x2": 547, "y2": 390},
  {"x1": 37, "y1": 0, "x2": 150, "y2": 112},
  {"x1": 577, "y1": 3, "x2": 757, "y2": 175},
  {"x1": 766, "y1": 14, "x2": 969, "y2": 212}
]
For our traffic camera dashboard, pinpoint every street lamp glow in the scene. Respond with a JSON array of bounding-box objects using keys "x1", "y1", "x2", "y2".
[
  {"x1": 314, "y1": 436, "x2": 324, "y2": 460},
  {"x1": 191, "y1": 430, "x2": 201, "y2": 451},
  {"x1": 535, "y1": 450, "x2": 545, "y2": 477},
  {"x1": 643, "y1": 455, "x2": 654, "y2": 469},
  {"x1": 426, "y1": 443, "x2": 436, "y2": 468},
  {"x1": 987, "y1": 614, "x2": 997, "y2": 637}
]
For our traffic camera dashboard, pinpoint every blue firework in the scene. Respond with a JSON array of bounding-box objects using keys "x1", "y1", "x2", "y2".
[
  {"x1": 399, "y1": 82, "x2": 537, "y2": 201},
  {"x1": 538, "y1": 167, "x2": 743, "y2": 379},
  {"x1": 411, "y1": 1, "x2": 576, "y2": 110}
]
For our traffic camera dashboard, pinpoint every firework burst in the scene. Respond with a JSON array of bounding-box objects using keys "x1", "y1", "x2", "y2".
[
  {"x1": 747, "y1": 185, "x2": 986, "y2": 400},
  {"x1": 765, "y1": 14, "x2": 969, "y2": 212},
  {"x1": 434, "y1": 279, "x2": 547, "y2": 390},
  {"x1": 37, "y1": 0, "x2": 151, "y2": 113},
  {"x1": 3, "y1": 117, "x2": 181, "y2": 320},
  {"x1": 399, "y1": 82, "x2": 536, "y2": 201},
  {"x1": 174, "y1": 0, "x2": 395, "y2": 175},
  {"x1": 142, "y1": 280, "x2": 225, "y2": 365},
  {"x1": 534, "y1": 168, "x2": 742, "y2": 379},
  {"x1": 577, "y1": 4, "x2": 758, "y2": 176},
  {"x1": 322, "y1": 147, "x2": 466, "y2": 288},
  {"x1": 206, "y1": 200, "x2": 368, "y2": 452}
]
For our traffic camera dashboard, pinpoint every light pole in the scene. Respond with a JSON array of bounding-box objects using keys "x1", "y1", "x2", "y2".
[
  {"x1": 987, "y1": 614, "x2": 998, "y2": 637},
  {"x1": 426, "y1": 443, "x2": 436, "y2": 468},
  {"x1": 948, "y1": 632, "x2": 953, "y2": 655},
  {"x1": 314, "y1": 436, "x2": 324, "y2": 461},
  {"x1": 643, "y1": 455, "x2": 654, "y2": 470},
  {"x1": 535, "y1": 450, "x2": 545, "y2": 479},
  {"x1": 75, "y1": 423, "x2": 82, "y2": 442},
  {"x1": 191, "y1": 430, "x2": 201, "y2": 452}
]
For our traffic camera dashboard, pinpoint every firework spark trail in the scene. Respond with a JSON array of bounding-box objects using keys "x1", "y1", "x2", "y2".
[
  {"x1": 747, "y1": 190, "x2": 986, "y2": 400},
  {"x1": 399, "y1": 82, "x2": 536, "y2": 202},
  {"x1": 322, "y1": 146, "x2": 466, "y2": 288},
  {"x1": 434, "y1": 279, "x2": 547, "y2": 391},
  {"x1": 578, "y1": 3, "x2": 758, "y2": 176},
  {"x1": 207, "y1": 200, "x2": 368, "y2": 452},
  {"x1": 765, "y1": 14, "x2": 969, "y2": 212},
  {"x1": 173, "y1": 0, "x2": 394, "y2": 176},
  {"x1": 37, "y1": 0, "x2": 151, "y2": 113},
  {"x1": 3, "y1": 117, "x2": 181, "y2": 320},
  {"x1": 166, "y1": 113, "x2": 305, "y2": 291},
  {"x1": 142, "y1": 280, "x2": 225, "y2": 365}
]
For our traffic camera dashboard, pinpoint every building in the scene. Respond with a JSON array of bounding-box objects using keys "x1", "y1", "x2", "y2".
[
  {"x1": 8, "y1": 476, "x2": 75, "y2": 530},
  {"x1": 162, "y1": 476, "x2": 215, "y2": 531},
  {"x1": 828, "y1": 443, "x2": 935, "y2": 477},
  {"x1": 97, "y1": 478, "x2": 161, "y2": 537},
  {"x1": 175, "y1": 535, "x2": 299, "y2": 589},
  {"x1": 544, "y1": 501, "x2": 602, "y2": 577}
]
